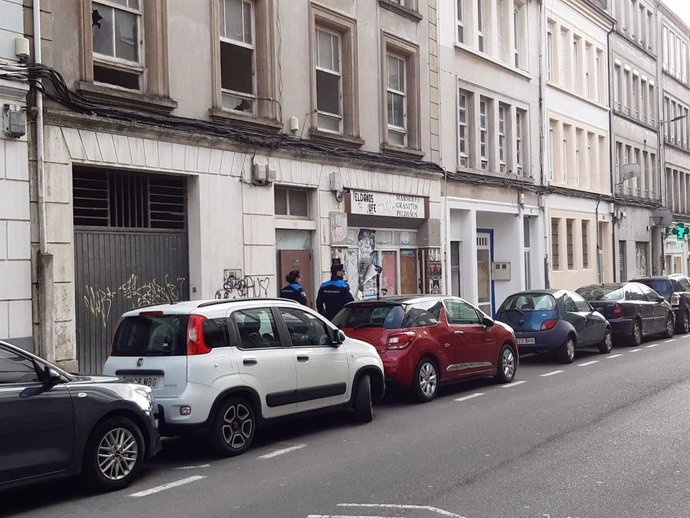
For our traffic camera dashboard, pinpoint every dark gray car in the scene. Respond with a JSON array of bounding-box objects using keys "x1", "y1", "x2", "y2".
[{"x1": 0, "y1": 340, "x2": 161, "y2": 492}]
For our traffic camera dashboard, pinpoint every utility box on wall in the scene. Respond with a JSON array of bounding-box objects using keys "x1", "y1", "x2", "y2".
[{"x1": 493, "y1": 262, "x2": 511, "y2": 281}]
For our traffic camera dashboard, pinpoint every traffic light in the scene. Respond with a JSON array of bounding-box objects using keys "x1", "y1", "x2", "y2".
[{"x1": 671, "y1": 223, "x2": 689, "y2": 240}]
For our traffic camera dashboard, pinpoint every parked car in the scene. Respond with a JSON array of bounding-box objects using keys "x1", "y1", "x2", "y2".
[
  {"x1": 495, "y1": 290, "x2": 612, "y2": 364},
  {"x1": 332, "y1": 296, "x2": 518, "y2": 403},
  {"x1": 576, "y1": 282, "x2": 675, "y2": 346},
  {"x1": 0, "y1": 340, "x2": 160, "y2": 493},
  {"x1": 634, "y1": 276, "x2": 690, "y2": 334},
  {"x1": 104, "y1": 298, "x2": 384, "y2": 457}
]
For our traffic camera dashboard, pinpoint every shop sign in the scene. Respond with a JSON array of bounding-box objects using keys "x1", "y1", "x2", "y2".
[
  {"x1": 349, "y1": 191, "x2": 425, "y2": 219},
  {"x1": 665, "y1": 238, "x2": 684, "y2": 254}
]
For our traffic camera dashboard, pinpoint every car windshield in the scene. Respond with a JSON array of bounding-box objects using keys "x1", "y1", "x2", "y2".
[
  {"x1": 577, "y1": 286, "x2": 624, "y2": 301},
  {"x1": 638, "y1": 279, "x2": 672, "y2": 299},
  {"x1": 112, "y1": 315, "x2": 189, "y2": 356},
  {"x1": 501, "y1": 293, "x2": 556, "y2": 312},
  {"x1": 332, "y1": 304, "x2": 404, "y2": 329}
]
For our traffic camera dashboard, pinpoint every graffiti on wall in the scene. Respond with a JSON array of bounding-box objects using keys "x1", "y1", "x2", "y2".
[
  {"x1": 215, "y1": 274, "x2": 271, "y2": 300},
  {"x1": 83, "y1": 275, "x2": 187, "y2": 327}
]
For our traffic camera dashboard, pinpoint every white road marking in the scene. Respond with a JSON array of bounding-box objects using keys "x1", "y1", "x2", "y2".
[
  {"x1": 308, "y1": 515, "x2": 403, "y2": 518},
  {"x1": 337, "y1": 504, "x2": 465, "y2": 518},
  {"x1": 663, "y1": 339, "x2": 676, "y2": 343},
  {"x1": 258, "y1": 444, "x2": 306, "y2": 459},
  {"x1": 502, "y1": 380, "x2": 526, "y2": 388},
  {"x1": 454, "y1": 392, "x2": 485, "y2": 402},
  {"x1": 606, "y1": 354, "x2": 623, "y2": 359},
  {"x1": 540, "y1": 370, "x2": 564, "y2": 377},
  {"x1": 646, "y1": 344, "x2": 660, "y2": 348},
  {"x1": 630, "y1": 348, "x2": 642, "y2": 352},
  {"x1": 577, "y1": 360, "x2": 600, "y2": 367},
  {"x1": 174, "y1": 464, "x2": 210, "y2": 470},
  {"x1": 129, "y1": 475, "x2": 206, "y2": 497}
]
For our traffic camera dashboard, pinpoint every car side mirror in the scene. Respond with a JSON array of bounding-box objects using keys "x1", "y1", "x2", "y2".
[
  {"x1": 331, "y1": 329, "x2": 346, "y2": 345},
  {"x1": 43, "y1": 367, "x2": 62, "y2": 385},
  {"x1": 481, "y1": 316, "x2": 495, "y2": 328},
  {"x1": 658, "y1": 295, "x2": 666, "y2": 303}
]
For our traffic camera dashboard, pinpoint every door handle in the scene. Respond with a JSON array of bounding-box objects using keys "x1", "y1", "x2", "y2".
[
  {"x1": 454, "y1": 330, "x2": 464, "y2": 335},
  {"x1": 296, "y1": 355, "x2": 309, "y2": 362},
  {"x1": 243, "y1": 358, "x2": 257, "y2": 366}
]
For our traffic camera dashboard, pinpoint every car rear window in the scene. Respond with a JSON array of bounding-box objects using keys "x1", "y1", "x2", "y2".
[
  {"x1": 501, "y1": 293, "x2": 556, "y2": 311},
  {"x1": 576, "y1": 286, "x2": 624, "y2": 301},
  {"x1": 112, "y1": 315, "x2": 189, "y2": 356},
  {"x1": 637, "y1": 279, "x2": 672, "y2": 299},
  {"x1": 333, "y1": 304, "x2": 405, "y2": 329}
]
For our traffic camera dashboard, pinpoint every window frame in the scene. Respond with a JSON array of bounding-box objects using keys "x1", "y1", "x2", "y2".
[
  {"x1": 91, "y1": 0, "x2": 143, "y2": 77},
  {"x1": 386, "y1": 53, "x2": 408, "y2": 147},
  {"x1": 498, "y1": 104, "x2": 506, "y2": 173},
  {"x1": 458, "y1": 90, "x2": 469, "y2": 167},
  {"x1": 274, "y1": 186, "x2": 310, "y2": 219},
  {"x1": 479, "y1": 99, "x2": 488, "y2": 170},
  {"x1": 516, "y1": 110, "x2": 524, "y2": 176},
  {"x1": 315, "y1": 27, "x2": 344, "y2": 134}
]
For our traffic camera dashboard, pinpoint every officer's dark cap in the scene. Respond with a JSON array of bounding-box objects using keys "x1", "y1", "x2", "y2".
[
  {"x1": 286, "y1": 270, "x2": 301, "y2": 283},
  {"x1": 330, "y1": 264, "x2": 344, "y2": 275}
]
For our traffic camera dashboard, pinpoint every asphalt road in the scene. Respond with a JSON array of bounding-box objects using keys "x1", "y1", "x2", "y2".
[{"x1": 4, "y1": 333, "x2": 690, "y2": 518}]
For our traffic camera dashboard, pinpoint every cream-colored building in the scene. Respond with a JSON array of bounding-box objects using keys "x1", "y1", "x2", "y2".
[{"x1": 26, "y1": 0, "x2": 443, "y2": 372}]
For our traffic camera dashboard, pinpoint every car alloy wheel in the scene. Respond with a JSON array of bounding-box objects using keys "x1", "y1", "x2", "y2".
[
  {"x1": 683, "y1": 311, "x2": 690, "y2": 334},
  {"x1": 97, "y1": 427, "x2": 139, "y2": 481},
  {"x1": 598, "y1": 329, "x2": 613, "y2": 354},
  {"x1": 665, "y1": 314, "x2": 675, "y2": 338},
  {"x1": 632, "y1": 319, "x2": 642, "y2": 346},
  {"x1": 558, "y1": 336, "x2": 575, "y2": 364},
  {"x1": 413, "y1": 358, "x2": 438, "y2": 403},
  {"x1": 495, "y1": 345, "x2": 516, "y2": 383},
  {"x1": 210, "y1": 396, "x2": 256, "y2": 457}
]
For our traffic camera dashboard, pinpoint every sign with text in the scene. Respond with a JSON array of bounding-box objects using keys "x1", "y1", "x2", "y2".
[
  {"x1": 349, "y1": 191, "x2": 426, "y2": 219},
  {"x1": 665, "y1": 238, "x2": 684, "y2": 254}
]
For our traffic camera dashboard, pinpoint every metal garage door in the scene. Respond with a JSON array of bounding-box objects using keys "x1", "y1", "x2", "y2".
[{"x1": 73, "y1": 168, "x2": 189, "y2": 374}]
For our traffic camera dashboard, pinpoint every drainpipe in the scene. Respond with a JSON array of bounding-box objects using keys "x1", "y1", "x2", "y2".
[
  {"x1": 538, "y1": 0, "x2": 549, "y2": 289},
  {"x1": 606, "y1": 21, "x2": 616, "y2": 281},
  {"x1": 596, "y1": 196, "x2": 603, "y2": 284},
  {"x1": 33, "y1": 0, "x2": 54, "y2": 362}
]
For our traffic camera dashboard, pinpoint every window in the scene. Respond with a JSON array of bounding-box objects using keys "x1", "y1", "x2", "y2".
[
  {"x1": 513, "y1": 6, "x2": 520, "y2": 67},
  {"x1": 548, "y1": 123, "x2": 555, "y2": 180},
  {"x1": 479, "y1": 100, "x2": 488, "y2": 170},
  {"x1": 387, "y1": 54, "x2": 407, "y2": 146},
  {"x1": 458, "y1": 91, "x2": 468, "y2": 166},
  {"x1": 203, "y1": 318, "x2": 230, "y2": 348},
  {"x1": 562, "y1": 126, "x2": 570, "y2": 183},
  {"x1": 585, "y1": 45, "x2": 591, "y2": 98},
  {"x1": 570, "y1": 292, "x2": 592, "y2": 313},
  {"x1": 0, "y1": 348, "x2": 42, "y2": 384},
  {"x1": 219, "y1": 0, "x2": 255, "y2": 114},
  {"x1": 560, "y1": 29, "x2": 568, "y2": 87},
  {"x1": 279, "y1": 307, "x2": 332, "y2": 347},
  {"x1": 582, "y1": 221, "x2": 589, "y2": 268},
  {"x1": 444, "y1": 299, "x2": 481, "y2": 325},
  {"x1": 315, "y1": 28, "x2": 343, "y2": 133},
  {"x1": 516, "y1": 110, "x2": 524, "y2": 175},
  {"x1": 560, "y1": 293, "x2": 579, "y2": 313},
  {"x1": 551, "y1": 218, "x2": 560, "y2": 270},
  {"x1": 274, "y1": 187, "x2": 309, "y2": 217},
  {"x1": 232, "y1": 308, "x2": 280, "y2": 349},
  {"x1": 573, "y1": 39, "x2": 580, "y2": 93},
  {"x1": 91, "y1": 0, "x2": 142, "y2": 89},
  {"x1": 498, "y1": 105, "x2": 506, "y2": 172},
  {"x1": 112, "y1": 315, "x2": 188, "y2": 356},
  {"x1": 457, "y1": 0, "x2": 465, "y2": 43},
  {"x1": 547, "y1": 29, "x2": 554, "y2": 81},
  {"x1": 477, "y1": 0, "x2": 484, "y2": 52},
  {"x1": 566, "y1": 219, "x2": 574, "y2": 269}
]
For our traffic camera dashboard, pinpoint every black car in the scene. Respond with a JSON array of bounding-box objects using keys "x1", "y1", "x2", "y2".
[
  {"x1": 576, "y1": 282, "x2": 675, "y2": 346},
  {"x1": 633, "y1": 276, "x2": 690, "y2": 334},
  {"x1": 0, "y1": 340, "x2": 160, "y2": 492}
]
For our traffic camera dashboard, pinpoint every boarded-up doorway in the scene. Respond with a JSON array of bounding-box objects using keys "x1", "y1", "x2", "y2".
[{"x1": 278, "y1": 250, "x2": 314, "y2": 306}]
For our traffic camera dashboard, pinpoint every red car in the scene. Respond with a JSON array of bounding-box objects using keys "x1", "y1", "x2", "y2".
[{"x1": 332, "y1": 296, "x2": 518, "y2": 402}]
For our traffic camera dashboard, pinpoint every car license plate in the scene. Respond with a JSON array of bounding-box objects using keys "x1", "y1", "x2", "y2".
[
  {"x1": 122, "y1": 375, "x2": 160, "y2": 388},
  {"x1": 517, "y1": 337, "x2": 535, "y2": 345}
]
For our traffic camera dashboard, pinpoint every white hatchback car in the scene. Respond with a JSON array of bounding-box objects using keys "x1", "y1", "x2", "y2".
[{"x1": 103, "y1": 298, "x2": 384, "y2": 456}]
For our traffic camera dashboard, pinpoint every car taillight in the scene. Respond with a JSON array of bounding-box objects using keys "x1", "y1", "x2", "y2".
[
  {"x1": 387, "y1": 331, "x2": 416, "y2": 350},
  {"x1": 110, "y1": 318, "x2": 123, "y2": 356},
  {"x1": 671, "y1": 294, "x2": 680, "y2": 305},
  {"x1": 612, "y1": 303, "x2": 624, "y2": 318},
  {"x1": 187, "y1": 315, "x2": 211, "y2": 355},
  {"x1": 540, "y1": 319, "x2": 558, "y2": 331}
]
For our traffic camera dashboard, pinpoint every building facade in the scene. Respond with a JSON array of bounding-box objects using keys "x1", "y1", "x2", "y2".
[
  {"x1": 0, "y1": 0, "x2": 32, "y2": 350},
  {"x1": 26, "y1": 0, "x2": 443, "y2": 372},
  {"x1": 544, "y1": 0, "x2": 615, "y2": 290},
  {"x1": 438, "y1": 0, "x2": 545, "y2": 316}
]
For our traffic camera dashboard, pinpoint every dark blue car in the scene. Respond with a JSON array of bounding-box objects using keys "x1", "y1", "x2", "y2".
[{"x1": 496, "y1": 290, "x2": 612, "y2": 364}]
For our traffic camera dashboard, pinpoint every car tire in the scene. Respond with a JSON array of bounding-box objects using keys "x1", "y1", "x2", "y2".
[
  {"x1": 678, "y1": 309, "x2": 690, "y2": 334},
  {"x1": 630, "y1": 319, "x2": 643, "y2": 347},
  {"x1": 558, "y1": 336, "x2": 576, "y2": 364},
  {"x1": 664, "y1": 313, "x2": 675, "y2": 338},
  {"x1": 82, "y1": 416, "x2": 144, "y2": 493},
  {"x1": 209, "y1": 397, "x2": 256, "y2": 457},
  {"x1": 353, "y1": 374, "x2": 373, "y2": 423},
  {"x1": 412, "y1": 357, "x2": 439, "y2": 403},
  {"x1": 494, "y1": 344, "x2": 517, "y2": 384},
  {"x1": 598, "y1": 328, "x2": 613, "y2": 354}
]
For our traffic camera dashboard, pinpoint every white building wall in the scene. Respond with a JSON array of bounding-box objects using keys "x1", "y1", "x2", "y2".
[{"x1": 0, "y1": 0, "x2": 32, "y2": 350}]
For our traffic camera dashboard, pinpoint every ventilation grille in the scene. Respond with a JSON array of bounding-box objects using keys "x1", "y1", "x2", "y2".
[{"x1": 73, "y1": 168, "x2": 186, "y2": 230}]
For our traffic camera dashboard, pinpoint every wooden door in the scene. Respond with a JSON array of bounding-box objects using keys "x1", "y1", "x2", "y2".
[
  {"x1": 278, "y1": 250, "x2": 314, "y2": 307},
  {"x1": 400, "y1": 249, "x2": 418, "y2": 295}
]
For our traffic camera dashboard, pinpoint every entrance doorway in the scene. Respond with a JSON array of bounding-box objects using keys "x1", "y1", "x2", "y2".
[
  {"x1": 277, "y1": 250, "x2": 314, "y2": 307},
  {"x1": 400, "y1": 249, "x2": 418, "y2": 294},
  {"x1": 477, "y1": 230, "x2": 493, "y2": 315}
]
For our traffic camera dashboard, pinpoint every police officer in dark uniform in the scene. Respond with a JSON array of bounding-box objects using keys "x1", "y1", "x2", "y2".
[
  {"x1": 316, "y1": 264, "x2": 354, "y2": 320},
  {"x1": 280, "y1": 270, "x2": 308, "y2": 305}
]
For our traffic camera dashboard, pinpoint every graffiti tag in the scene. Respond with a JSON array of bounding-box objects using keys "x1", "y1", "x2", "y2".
[
  {"x1": 83, "y1": 285, "x2": 116, "y2": 328},
  {"x1": 215, "y1": 275, "x2": 271, "y2": 299}
]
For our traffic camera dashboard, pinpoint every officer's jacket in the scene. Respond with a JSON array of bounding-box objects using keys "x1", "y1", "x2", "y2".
[
  {"x1": 280, "y1": 283, "x2": 308, "y2": 305},
  {"x1": 316, "y1": 278, "x2": 354, "y2": 320}
]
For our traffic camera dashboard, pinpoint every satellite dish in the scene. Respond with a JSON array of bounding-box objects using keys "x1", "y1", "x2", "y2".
[{"x1": 650, "y1": 207, "x2": 673, "y2": 227}]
